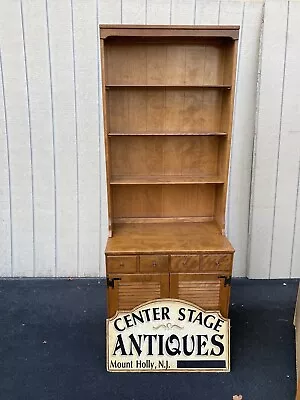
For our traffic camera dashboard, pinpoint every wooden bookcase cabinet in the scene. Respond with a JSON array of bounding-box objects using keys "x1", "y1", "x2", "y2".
[{"x1": 100, "y1": 25, "x2": 239, "y2": 319}]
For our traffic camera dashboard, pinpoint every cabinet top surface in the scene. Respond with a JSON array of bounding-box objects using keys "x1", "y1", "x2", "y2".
[
  {"x1": 100, "y1": 24, "x2": 239, "y2": 39},
  {"x1": 100, "y1": 24, "x2": 240, "y2": 30},
  {"x1": 105, "y1": 222, "x2": 234, "y2": 255}
]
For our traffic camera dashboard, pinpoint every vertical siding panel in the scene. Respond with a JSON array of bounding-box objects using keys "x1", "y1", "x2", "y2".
[
  {"x1": 219, "y1": 0, "x2": 244, "y2": 25},
  {"x1": 272, "y1": 2, "x2": 300, "y2": 278},
  {"x1": 0, "y1": 50, "x2": 12, "y2": 276},
  {"x1": 100, "y1": 0, "x2": 122, "y2": 23},
  {"x1": 147, "y1": 0, "x2": 171, "y2": 24},
  {"x1": 47, "y1": 0, "x2": 77, "y2": 276},
  {"x1": 230, "y1": 2, "x2": 264, "y2": 277},
  {"x1": 0, "y1": 1, "x2": 34, "y2": 276},
  {"x1": 171, "y1": 0, "x2": 196, "y2": 24},
  {"x1": 99, "y1": 1, "x2": 122, "y2": 276},
  {"x1": 22, "y1": 0, "x2": 55, "y2": 276},
  {"x1": 195, "y1": 0, "x2": 219, "y2": 25},
  {"x1": 122, "y1": 0, "x2": 147, "y2": 24},
  {"x1": 73, "y1": 0, "x2": 100, "y2": 276},
  {"x1": 249, "y1": 0, "x2": 288, "y2": 278}
]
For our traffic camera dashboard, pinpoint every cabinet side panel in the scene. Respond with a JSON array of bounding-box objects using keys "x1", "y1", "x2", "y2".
[
  {"x1": 215, "y1": 41, "x2": 238, "y2": 233},
  {"x1": 100, "y1": 39, "x2": 112, "y2": 236},
  {"x1": 107, "y1": 276, "x2": 119, "y2": 318}
]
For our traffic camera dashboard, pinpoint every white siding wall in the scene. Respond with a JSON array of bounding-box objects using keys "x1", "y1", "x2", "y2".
[
  {"x1": 249, "y1": 0, "x2": 300, "y2": 279},
  {"x1": 0, "y1": 0, "x2": 298, "y2": 278}
]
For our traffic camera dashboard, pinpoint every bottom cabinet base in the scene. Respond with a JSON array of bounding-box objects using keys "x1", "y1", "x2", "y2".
[{"x1": 106, "y1": 272, "x2": 231, "y2": 319}]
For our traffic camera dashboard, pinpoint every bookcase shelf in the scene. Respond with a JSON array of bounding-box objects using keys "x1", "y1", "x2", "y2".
[
  {"x1": 110, "y1": 175, "x2": 225, "y2": 185},
  {"x1": 100, "y1": 24, "x2": 239, "y2": 320},
  {"x1": 108, "y1": 132, "x2": 227, "y2": 136},
  {"x1": 106, "y1": 84, "x2": 232, "y2": 89}
]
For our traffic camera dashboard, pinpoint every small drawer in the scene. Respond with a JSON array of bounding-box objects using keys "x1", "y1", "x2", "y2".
[
  {"x1": 201, "y1": 254, "x2": 232, "y2": 272},
  {"x1": 140, "y1": 255, "x2": 169, "y2": 272},
  {"x1": 170, "y1": 255, "x2": 199, "y2": 272},
  {"x1": 106, "y1": 256, "x2": 137, "y2": 273}
]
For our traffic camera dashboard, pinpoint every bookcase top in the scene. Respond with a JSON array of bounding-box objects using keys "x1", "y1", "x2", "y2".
[{"x1": 100, "y1": 25, "x2": 240, "y2": 40}]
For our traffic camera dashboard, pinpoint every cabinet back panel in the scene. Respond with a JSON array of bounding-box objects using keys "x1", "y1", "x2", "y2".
[
  {"x1": 108, "y1": 88, "x2": 223, "y2": 133},
  {"x1": 111, "y1": 136, "x2": 219, "y2": 177},
  {"x1": 105, "y1": 40, "x2": 229, "y2": 85},
  {"x1": 112, "y1": 184, "x2": 216, "y2": 218}
]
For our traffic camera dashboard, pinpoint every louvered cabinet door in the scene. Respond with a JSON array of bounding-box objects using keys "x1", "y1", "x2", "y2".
[
  {"x1": 107, "y1": 273, "x2": 169, "y2": 317},
  {"x1": 170, "y1": 273, "x2": 230, "y2": 318}
]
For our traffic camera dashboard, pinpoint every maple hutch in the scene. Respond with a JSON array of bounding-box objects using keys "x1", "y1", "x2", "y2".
[{"x1": 100, "y1": 25, "x2": 239, "y2": 319}]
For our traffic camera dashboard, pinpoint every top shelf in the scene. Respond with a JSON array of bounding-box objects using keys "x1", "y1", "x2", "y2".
[
  {"x1": 106, "y1": 84, "x2": 232, "y2": 89},
  {"x1": 100, "y1": 25, "x2": 239, "y2": 40}
]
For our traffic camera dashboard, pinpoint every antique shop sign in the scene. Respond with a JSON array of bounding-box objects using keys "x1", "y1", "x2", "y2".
[{"x1": 107, "y1": 299, "x2": 230, "y2": 372}]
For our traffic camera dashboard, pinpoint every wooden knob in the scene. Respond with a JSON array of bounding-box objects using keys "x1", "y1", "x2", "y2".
[
  {"x1": 120, "y1": 262, "x2": 124, "y2": 267},
  {"x1": 152, "y1": 261, "x2": 157, "y2": 267}
]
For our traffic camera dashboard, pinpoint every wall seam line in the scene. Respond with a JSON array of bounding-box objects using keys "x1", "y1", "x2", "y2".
[
  {"x1": 20, "y1": 0, "x2": 36, "y2": 277},
  {"x1": 70, "y1": 0, "x2": 80, "y2": 278},
  {"x1": 246, "y1": 1, "x2": 265, "y2": 278},
  {"x1": 226, "y1": 1, "x2": 246, "y2": 240},
  {"x1": 45, "y1": 0, "x2": 57, "y2": 277},
  {"x1": 269, "y1": 0, "x2": 290, "y2": 279}
]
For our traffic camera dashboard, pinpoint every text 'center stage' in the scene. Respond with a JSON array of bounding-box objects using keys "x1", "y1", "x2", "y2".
[{"x1": 107, "y1": 298, "x2": 230, "y2": 372}]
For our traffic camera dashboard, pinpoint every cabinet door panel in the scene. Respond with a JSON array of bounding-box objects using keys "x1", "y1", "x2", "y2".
[
  {"x1": 107, "y1": 273, "x2": 169, "y2": 317},
  {"x1": 170, "y1": 273, "x2": 230, "y2": 317}
]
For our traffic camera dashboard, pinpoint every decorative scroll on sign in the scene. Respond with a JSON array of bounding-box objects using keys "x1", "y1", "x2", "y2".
[{"x1": 107, "y1": 298, "x2": 230, "y2": 372}]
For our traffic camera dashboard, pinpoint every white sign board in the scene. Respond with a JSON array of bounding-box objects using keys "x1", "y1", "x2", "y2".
[{"x1": 107, "y1": 298, "x2": 230, "y2": 372}]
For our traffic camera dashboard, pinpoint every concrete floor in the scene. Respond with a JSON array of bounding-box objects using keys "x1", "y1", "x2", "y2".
[{"x1": 0, "y1": 278, "x2": 298, "y2": 400}]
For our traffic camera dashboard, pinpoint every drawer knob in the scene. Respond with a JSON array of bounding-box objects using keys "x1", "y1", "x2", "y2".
[
  {"x1": 120, "y1": 262, "x2": 124, "y2": 267},
  {"x1": 152, "y1": 261, "x2": 157, "y2": 267},
  {"x1": 216, "y1": 261, "x2": 220, "y2": 267}
]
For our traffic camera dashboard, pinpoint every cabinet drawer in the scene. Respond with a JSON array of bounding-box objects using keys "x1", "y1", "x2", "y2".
[
  {"x1": 106, "y1": 256, "x2": 137, "y2": 273},
  {"x1": 170, "y1": 255, "x2": 199, "y2": 272},
  {"x1": 201, "y1": 254, "x2": 232, "y2": 272},
  {"x1": 140, "y1": 255, "x2": 169, "y2": 272}
]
